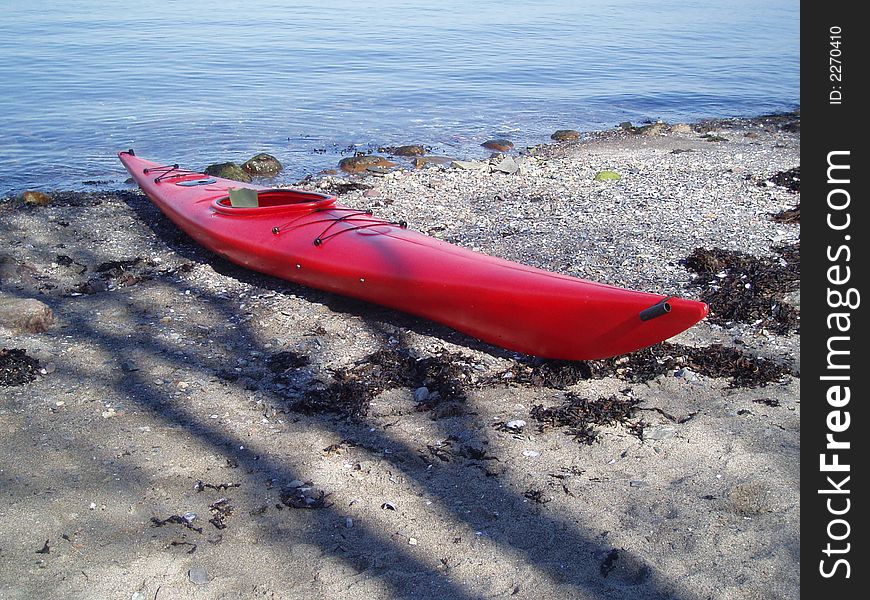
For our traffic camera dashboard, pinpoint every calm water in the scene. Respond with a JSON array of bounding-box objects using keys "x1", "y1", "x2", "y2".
[{"x1": 0, "y1": 0, "x2": 799, "y2": 196}]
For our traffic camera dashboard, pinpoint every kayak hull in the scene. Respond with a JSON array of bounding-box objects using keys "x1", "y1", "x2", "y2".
[{"x1": 119, "y1": 151, "x2": 707, "y2": 360}]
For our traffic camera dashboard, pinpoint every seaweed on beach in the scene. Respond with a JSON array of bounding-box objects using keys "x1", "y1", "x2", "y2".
[
  {"x1": 766, "y1": 167, "x2": 801, "y2": 223},
  {"x1": 1, "y1": 348, "x2": 41, "y2": 386},
  {"x1": 683, "y1": 245, "x2": 800, "y2": 333},
  {"x1": 530, "y1": 394, "x2": 641, "y2": 444},
  {"x1": 288, "y1": 376, "x2": 371, "y2": 418},
  {"x1": 524, "y1": 488, "x2": 553, "y2": 505},
  {"x1": 766, "y1": 166, "x2": 800, "y2": 193},
  {"x1": 208, "y1": 498, "x2": 234, "y2": 530},
  {"x1": 69, "y1": 256, "x2": 159, "y2": 294},
  {"x1": 313, "y1": 180, "x2": 373, "y2": 196},
  {"x1": 279, "y1": 487, "x2": 332, "y2": 509},
  {"x1": 491, "y1": 339, "x2": 790, "y2": 389},
  {"x1": 497, "y1": 359, "x2": 592, "y2": 389},
  {"x1": 753, "y1": 397, "x2": 782, "y2": 407},
  {"x1": 150, "y1": 514, "x2": 203, "y2": 533},
  {"x1": 194, "y1": 480, "x2": 240, "y2": 493},
  {"x1": 682, "y1": 344, "x2": 791, "y2": 388},
  {"x1": 94, "y1": 258, "x2": 144, "y2": 276},
  {"x1": 750, "y1": 111, "x2": 801, "y2": 133},
  {"x1": 277, "y1": 347, "x2": 475, "y2": 418},
  {"x1": 356, "y1": 349, "x2": 472, "y2": 404},
  {"x1": 771, "y1": 203, "x2": 800, "y2": 223},
  {"x1": 266, "y1": 350, "x2": 310, "y2": 373},
  {"x1": 595, "y1": 342, "x2": 791, "y2": 388}
]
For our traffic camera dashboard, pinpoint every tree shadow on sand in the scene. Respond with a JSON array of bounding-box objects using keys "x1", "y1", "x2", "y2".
[{"x1": 3, "y1": 189, "x2": 797, "y2": 598}]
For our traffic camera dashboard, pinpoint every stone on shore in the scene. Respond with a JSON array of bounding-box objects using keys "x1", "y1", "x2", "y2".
[
  {"x1": 481, "y1": 139, "x2": 514, "y2": 152},
  {"x1": 551, "y1": 129, "x2": 581, "y2": 141},
  {"x1": 412, "y1": 156, "x2": 454, "y2": 169},
  {"x1": 636, "y1": 122, "x2": 668, "y2": 136},
  {"x1": 22, "y1": 191, "x2": 52, "y2": 206},
  {"x1": 242, "y1": 153, "x2": 283, "y2": 177},
  {"x1": 491, "y1": 155, "x2": 519, "y2": 175},
  {"x1": 451, "y1": 160, "x2": 489, "y2": 171},
  {"x1": 338, "y1": 155, "x2": 398, "y2": 174},
  {"x1": 0, "y1": 297, "x2": 55, "y2": 333},
  {"x1": 204, "y1": 162, "x2": 253, "y2": 183},
  {"x1": 0, "y1": 255, "x2": 39, "y2": 288}
]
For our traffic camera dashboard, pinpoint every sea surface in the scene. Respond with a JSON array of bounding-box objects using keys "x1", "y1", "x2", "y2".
[{"x1": 0, "y1": 0, "x2": 799, "y2": 196}]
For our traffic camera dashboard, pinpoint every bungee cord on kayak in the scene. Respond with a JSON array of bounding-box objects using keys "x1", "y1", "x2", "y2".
[
  {"x1": 270, "y1": 207, "x2": 408, "y2": 246},
  {"x1": 142, "y1": 163, "x2": 204, "y2": 183},
  {"x1": 313, "y1": 218, "x2": 409, "y2": 247}
]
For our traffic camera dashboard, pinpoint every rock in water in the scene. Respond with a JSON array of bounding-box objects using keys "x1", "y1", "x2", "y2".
[
  {"x1": 204, "y1": 162, "x2": 252, "y2": 182},
  {"x1": 338, "y1": 155, "x2": 397, "y2": 174},
  {"x1": 551, "y1": 129, "x2": 581, "y2": 141},
  {"x1": 242, "y1": 153, "x2": 283, "y2": 177},
  {"x1": 382, "y1": 145, "x2": 426, "y2": 157},
  {"x1": 481, "y1": 139, "x2": 514, "y2": 152}
]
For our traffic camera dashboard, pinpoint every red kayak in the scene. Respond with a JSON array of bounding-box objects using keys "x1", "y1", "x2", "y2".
[{"x1": 119, "y1": 150, "x2": 707, "y2": 360}]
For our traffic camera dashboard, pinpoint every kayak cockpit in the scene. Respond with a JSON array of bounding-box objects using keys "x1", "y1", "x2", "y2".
[{"x1": 212, "y1": 188, "x2": 336, "y2": 216}]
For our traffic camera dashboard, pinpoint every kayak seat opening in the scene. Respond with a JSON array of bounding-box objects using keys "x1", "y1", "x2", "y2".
[{"x1": 214, "y1": 189, "x2": 337, "y2": 215}]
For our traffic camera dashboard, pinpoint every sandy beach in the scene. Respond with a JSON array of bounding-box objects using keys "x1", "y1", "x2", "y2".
[{"x1": 1, "y1": 114, "x2": 799, "y2": 599}]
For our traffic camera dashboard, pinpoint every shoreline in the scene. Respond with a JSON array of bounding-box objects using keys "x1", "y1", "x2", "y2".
[
  {"x1": 1, "y1": 110, "x2": 800, "y2": 200},
  {"x1": 1, "y1": 113, "x2": 799, "y2": 599}
]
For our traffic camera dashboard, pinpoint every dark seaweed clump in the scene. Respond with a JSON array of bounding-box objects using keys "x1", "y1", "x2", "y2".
[
  {"x1": 498, "y1": 359, "x2": 592, "y2": 389},
  {"x1": 1, "y1": 348, "x2": 41, "y2": 386},
  {"x1": 279, "y1": 487, "x2": 332, "y2": 509},
  {"x1": 69, "y1": 256, "x2": 160, "y2": 295},
  {"x1": 265, "y1": 335, "x2": 792, "y2": 420},
  {"x1": 310, "y1": 180, "x2": 373, "y2": 196},
  {"x1": 273, "y1": 348, "x2": 475, "y2": 418},
  {"x1": 208, "y1": 498, "x2": 234, "y2": 530},
  {"x1": 595, "y1": 342, "x2": 791, "y2": 388},
  {"x1": 290, "y1": 376, "x2": 372, "y2": 419},
  {"x1": 355, "y1": 349, "x2": 473, "y2": 409},
  {"x1": 266, "y1": 350, "x2": 310, "y2": 372},
  {"x1": 683, "y1": 245, "x2": 800, "y2": 334},
  {"x1": 493, "y1": 340, "x2": 791, "y2": 389},
  {"x1": 767, "y1": 166, "x2": 800, "y2": 223},
  {"x1": 530, "y1": 394, "x2": 641, "y2": 444},
  {"x1": 755, "y1": 111, "x2": 800, "y2": 133},
  {"x1": 765, "y1": 166, "x2": 800, "y2": 193},
  {"x1": 771, "y1": 203, "x2": 800, "y2": 223},
  {"x1": 677, "y1": 344, "x2": 791, "y2": 388}
]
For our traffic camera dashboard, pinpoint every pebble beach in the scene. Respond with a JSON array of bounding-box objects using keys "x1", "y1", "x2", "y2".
[{"x1": 1, "y1": 113, "x2": 800, "y2": 599}]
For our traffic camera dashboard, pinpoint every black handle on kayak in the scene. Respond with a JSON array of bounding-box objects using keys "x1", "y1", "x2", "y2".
[{"x1": 639, "y1": 298, "x2": 672, "y2": 321}]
